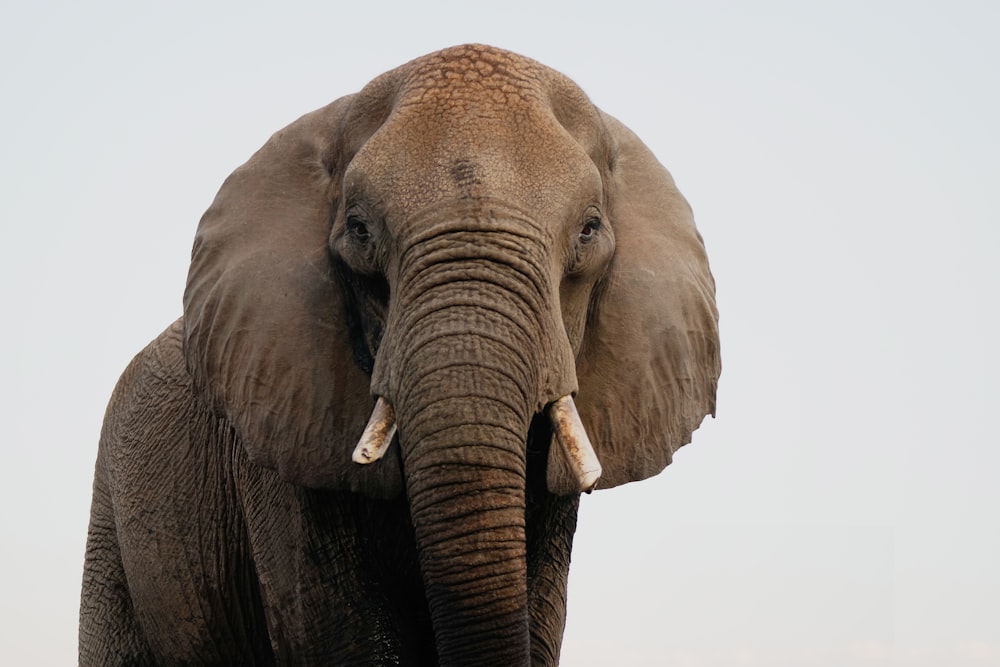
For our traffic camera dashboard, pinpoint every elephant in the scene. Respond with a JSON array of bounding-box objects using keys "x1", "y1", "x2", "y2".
[{"x1": 79, "y1": 44, "x2": 720, "y2": 666}]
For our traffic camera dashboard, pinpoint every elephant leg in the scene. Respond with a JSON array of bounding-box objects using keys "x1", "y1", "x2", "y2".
[
  {"x1": 525, "y1": 420, "x2": 582, "y2": 667},
  {"x1": 79, "y1": 457, "x2": 155, "y2": 665},
  {"x1": 113, "y1": 414, "x2": 274, "y2": 664},
  {"x1": 234, "y1": 446, "x2": 435, "y2": 666},
  {"x1": 526, "y1": 492, "x2": 581, "y2": 666},
  {"x1": 85, "y1": 327, "x2": 273, "y2": 665}
]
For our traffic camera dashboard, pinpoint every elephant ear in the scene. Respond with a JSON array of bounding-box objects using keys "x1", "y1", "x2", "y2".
[
  {"x1": 549, "y1": 111, "x2": 720, "y2": 493},
  {"x1": 183, "y1": 96, "x2": 402, "y2": 499}
]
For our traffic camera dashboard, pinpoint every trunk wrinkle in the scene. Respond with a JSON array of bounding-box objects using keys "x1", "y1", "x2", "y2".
[{"x1": 378, "y1": 218, "x2": 564, "y2": 665}]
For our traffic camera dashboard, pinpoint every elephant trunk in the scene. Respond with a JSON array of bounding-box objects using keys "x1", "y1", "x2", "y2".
[
  {"x1": 372, "y1": 222, "x2": 562, "y2": 665},
  {"x1": 396, "y1": 304, "x2": 538, "y2": 664},
  {"x1": 400, "y1": 383, "x2": 532, "y2": 665}
]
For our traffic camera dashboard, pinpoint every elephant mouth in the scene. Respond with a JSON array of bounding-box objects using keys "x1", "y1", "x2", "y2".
[{"x1": 352, "y1": 394, "x2": 602, "y2": 493}]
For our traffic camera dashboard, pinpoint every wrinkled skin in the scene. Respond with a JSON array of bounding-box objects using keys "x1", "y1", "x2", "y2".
[{"x1": 80, "y1": 45, "x2": 720, "y2": 666}]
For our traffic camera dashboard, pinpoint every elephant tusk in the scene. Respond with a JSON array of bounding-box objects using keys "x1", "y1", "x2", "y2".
[
  {"x1": 549, "y1": 395, "x2": 602, "y2": 493},
  {"x1": 352, "y1": 396, "x2": 397, "y2": 464}
]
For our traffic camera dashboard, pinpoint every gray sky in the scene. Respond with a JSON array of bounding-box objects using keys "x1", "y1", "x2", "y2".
[{"x1": 2, "y1": 1, "x2": 997, "y2": 664}]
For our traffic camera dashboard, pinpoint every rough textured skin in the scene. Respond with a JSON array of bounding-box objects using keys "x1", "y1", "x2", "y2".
[{"x1": 81, "y1": 44, "x2": 720, "y2": 665}]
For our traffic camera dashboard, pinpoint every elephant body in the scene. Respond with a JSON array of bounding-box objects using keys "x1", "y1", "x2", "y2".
[
  {"x1": 81, "y1": 322, "x2": 578, "y2": 665},
  {"x1": 80, "y1": 45, "x2": 719, "y2": 665}
]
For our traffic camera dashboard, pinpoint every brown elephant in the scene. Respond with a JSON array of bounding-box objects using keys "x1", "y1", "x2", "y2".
[{"x1": 79, "y1": 44, "x2": 720, "y2": 666}]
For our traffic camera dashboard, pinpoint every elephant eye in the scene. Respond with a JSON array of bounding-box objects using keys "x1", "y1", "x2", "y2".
[
  {"x1": 346, "y1": 215, "x2": 372, "y2": 242},
  {"x1": 578, "y1": 217, "x2": 601, "y2": 241}
]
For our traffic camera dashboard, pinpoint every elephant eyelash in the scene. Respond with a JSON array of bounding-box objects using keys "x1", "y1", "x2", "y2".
[
  {"x1": 346, "y1": 215, "x2": 372, "y2": 242},
  {"x1": 578, "y1": 217, "x2": 602, "y2": 241},
  {"x1": 566, "y1": 213, "x2": 612, "y2": 276}
]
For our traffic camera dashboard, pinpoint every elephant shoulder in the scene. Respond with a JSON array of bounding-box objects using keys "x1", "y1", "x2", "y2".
[
  {"x1": 99, "y1": 319, "x2": 208, "y2": 478},
  {"x1": 106, "y1": 319, "x2": 192, "y2": 416}
]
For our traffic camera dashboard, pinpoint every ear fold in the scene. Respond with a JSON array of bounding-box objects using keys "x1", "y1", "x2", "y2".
[
  {"x1": 183, "y1": 96, "x2": 402, "y2": 499},
  {"x1": 549, "y1": 111, "x2": 720, "y2": 493}
]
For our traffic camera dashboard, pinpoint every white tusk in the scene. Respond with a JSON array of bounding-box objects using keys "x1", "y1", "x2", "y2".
[
  {"x1": 352, "y1": 396, "x2": 397, "y2": 464},
  {"x1": 549, "y1": 395, "x2": 602, "y2": 493}
]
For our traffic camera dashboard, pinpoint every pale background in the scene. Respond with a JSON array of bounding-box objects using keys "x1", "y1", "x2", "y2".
[{"x1": 2, "y1": 1, "x2": 997, "y2": 664}]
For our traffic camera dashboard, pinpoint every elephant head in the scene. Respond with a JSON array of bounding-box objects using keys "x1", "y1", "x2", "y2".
[{"x1": 183, "y1": 44, "x2": 719, "y2": 664}]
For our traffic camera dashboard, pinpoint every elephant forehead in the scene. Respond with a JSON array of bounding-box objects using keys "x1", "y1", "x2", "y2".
[
  {"x1": 343, "y1": 45, "x2": 604, "y2": 214},
  {"x1": 349, "y1": 133, "x2": 600, "y2": 219},
  {"x1": 398, "y1": 44, "x2": 549, "y2": 113},
  {"x1": 346, "y1": 112, "x2": 600, "y2": 217},
  {"x1": 390, "y1": 44, "x2": 603, "y2": 148}
]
